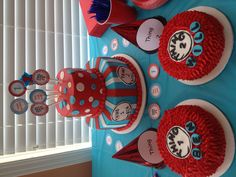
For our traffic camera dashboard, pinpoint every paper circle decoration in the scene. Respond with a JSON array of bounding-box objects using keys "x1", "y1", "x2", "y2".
[
  {"x1": 8, "y1": 80, "x2": 26, "y2": 97},
  {"x1": 32, "y1": 69, "x2": 50, "y2": 85}
]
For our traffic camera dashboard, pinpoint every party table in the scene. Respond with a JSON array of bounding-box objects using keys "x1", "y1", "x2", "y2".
[{"x1": 89, "y1": 0, "x2": 236, "y2": 176}]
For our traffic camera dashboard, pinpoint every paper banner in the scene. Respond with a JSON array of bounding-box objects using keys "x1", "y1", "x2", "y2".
[
  {"x1": 32, "y1": 69, "x2": 50, "y2": 85},
  {"x1": 31, "y1": 103, "x2": 49, "y2": 116},
  {"x1": 8, "y1": 80, "x2": 26, "y2": 97},
  {"x1": 10, "y1": 98, "x2": 28, "y2": 115},
  {"x1": 30, "y1": 89, "x2": 47, "y2": 104}
]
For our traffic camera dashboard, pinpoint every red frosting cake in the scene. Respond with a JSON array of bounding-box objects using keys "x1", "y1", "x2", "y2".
[
  {"x1": 157, "y1": 105, "x2": 226, "y2": 177},
  {"x1": 54, "y1": 68, "x2": 106, "y2": 118},
  {"x1": 158, "y1": 10, "x2": 225, "y2": 81},
  {"x1": 54, "y1": 55, "x2": 146, "y2": 134}
]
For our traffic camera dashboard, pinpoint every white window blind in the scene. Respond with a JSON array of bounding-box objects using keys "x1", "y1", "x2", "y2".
[{"x1": 0, "y1": 0, "x2": 90, "y2": 159}]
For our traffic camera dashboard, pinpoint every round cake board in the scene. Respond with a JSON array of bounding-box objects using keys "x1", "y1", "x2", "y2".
[
  {"x1": 111, "y1": 54, "x2": 147, "y2": 134},
  {"x1": 177, "y1": 99, "x2": 235, "y2": 177},
  {"x1": 179, "y1": 6, "x2": 234, "y2": 85}
]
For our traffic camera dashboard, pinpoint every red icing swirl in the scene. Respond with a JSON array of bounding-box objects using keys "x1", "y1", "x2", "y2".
[
  {"x1": 158, "y1": 11, "x2": 225, "y2": 80},
  {"x1": 157, "y1": 105, "x2": 226, "y2": 177}
]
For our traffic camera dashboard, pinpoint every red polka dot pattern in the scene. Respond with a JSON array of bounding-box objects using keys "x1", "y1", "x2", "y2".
[
  {"x1": 54, "y1": 68, "x2": 106, "y2": 118},
  {"x1": 157, "y1": 105, "x2": 226, "y2": 177}
]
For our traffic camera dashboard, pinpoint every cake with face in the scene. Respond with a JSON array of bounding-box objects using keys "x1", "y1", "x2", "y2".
[
  {"x1": 157, "y1": 105, "x2": 226, "y2": 177},
  {"x1": 158, "y1": 10, "x2": 225, "y2": 81},
  {"x1": 54, "y1": 56, "x2": 145, "y2": 133}
]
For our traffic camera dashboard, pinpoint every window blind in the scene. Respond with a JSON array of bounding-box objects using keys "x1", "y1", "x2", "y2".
[{"x1": 0, "y1": 0, "x2": 90, "y2": 157}]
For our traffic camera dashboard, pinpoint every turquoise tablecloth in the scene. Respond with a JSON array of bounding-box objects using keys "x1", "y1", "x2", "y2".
[{"x1": 89, "y1": 0, "x2": 236, "y2": 176}]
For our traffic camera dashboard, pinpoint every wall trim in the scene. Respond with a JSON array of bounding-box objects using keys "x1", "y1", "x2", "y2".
[{"x1": 0, "y1": 143, "x2": 92, "y2": 177}]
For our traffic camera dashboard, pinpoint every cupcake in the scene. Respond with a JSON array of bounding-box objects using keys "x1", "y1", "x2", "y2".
[
  {"x1": 157, "y1": 99, "x2": 235, "y2": 177},
  {"x1": 158, "y1": 7, "x2": 233, "y2": 85}
]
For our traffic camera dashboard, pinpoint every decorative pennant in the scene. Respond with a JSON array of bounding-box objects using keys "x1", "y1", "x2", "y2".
[
  {"x1": 30, "y1": 103, "x2": 49, "y2": 116},
  {"x1": 32, "y1": 69, "x2": 50, "y2": 85},
  {"x1": 111, "y1": 16, "x2": 166, "y2": 54},
  {"x1": 112, "y1": 128, "x2": 165, "y2": 168},
  {"x1": 29, "y1": 89, "x2": 47, "y2": 104},
  {"x1": 148, "y1": 64, "x2": 159, "y2": 80},
  {"x1": 8, "y1": 80, "x2": 26, "y2": 97},
  {"x1": 10, "y1": 98, "x2": 28, "y2": 115},
  {"x1": 8, "y1": 69, "x2": 61, "y2": 117},
  {"x1": 148, "y1": 103, "x2": 160, "y2": 120}
]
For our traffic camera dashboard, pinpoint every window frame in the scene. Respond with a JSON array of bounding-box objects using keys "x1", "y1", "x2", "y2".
[{"x1": 0, "y1": 142, "x2": 91, "y2": 177}]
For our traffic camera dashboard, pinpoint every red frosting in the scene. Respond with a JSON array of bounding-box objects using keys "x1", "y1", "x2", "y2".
[
  {"x1": 158, "y1": 11, "x2": 225, "y2": 80},
  {"x1": 157, "y1": 105, "x2": 226, "y2": 177},
  {"x1": 132, "y1": 0, "x2": 168, "y2": 10},
  {"x1": 54, "y1": 68, "x2": 106, "y2": 118}
]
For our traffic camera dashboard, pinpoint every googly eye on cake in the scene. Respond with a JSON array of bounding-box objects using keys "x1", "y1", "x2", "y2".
[
  {"x1": 54, "y1": 54, "x2": 146, "y2": 134},
  {"x1": 158, "y1": 6, "x2": 234, "y2": 85},
  {"x1": 157, "y1": 99, "x2": 235, "y2": 177}
]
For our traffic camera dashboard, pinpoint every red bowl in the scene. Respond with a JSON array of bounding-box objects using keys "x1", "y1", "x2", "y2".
[{"x1": 132, "y1": 0, "x2": 168, "y2": 10}]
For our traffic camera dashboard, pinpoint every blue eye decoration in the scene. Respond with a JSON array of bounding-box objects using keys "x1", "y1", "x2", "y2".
[
  {"x1": 184, "y1": 121, "x2": 203, "y2": 160},
  {"x1": 190, "y1": 21, "x2": 201, "y2": 33},
  {"x1": 186, "y1": 57, "x2": 197, "y2": 68},
  {"x1": 191, "y1": 133, "x2": 201, "y2": 146},
  {"x1": 192, "y1": 148, "x2": 202, "y2": 160},
  {"x1": 192, "y1": 45, "x2": 203, "y2": 57},
  {"x1": 194, "y1": 32, "x2": 204, "y2": 43},
  {"x1": 185, "y1": 121, "x2": 196, "y2": 133},
  {"x1": 183, "y1": 21, "x2": 204, "y2": 68}
]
